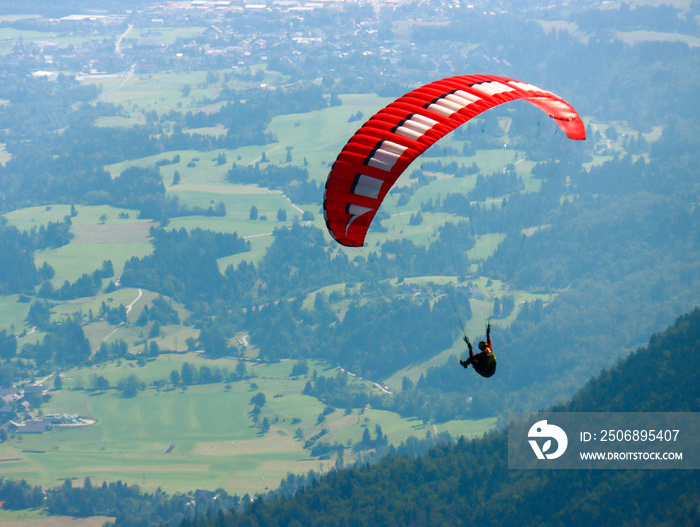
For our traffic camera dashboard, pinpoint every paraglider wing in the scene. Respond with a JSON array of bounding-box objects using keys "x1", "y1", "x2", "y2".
[{"x1": 323, "y1": 74, "x2": 585, "y2": 247}]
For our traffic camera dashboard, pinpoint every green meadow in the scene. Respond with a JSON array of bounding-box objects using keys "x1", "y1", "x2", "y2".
[
  {"x1": 98, "y1": 70, "x2": 215, "y2": 114},
  {"x1": 0, "y1": 508, "x2": 113, "y2": 527},
  {"x1": 0, "y1": 295, "x2": 32, "y2": 335},
  {"x1": 0, "y1": 27, "x2": 102, "y2": 55},
  {"x1": 615, "y1": 29, "x2": 700, "y2": 47},
  {"x1": 4, "y1": 204, "x2": 155, "y2": 286},
  {"x1": 2, "y1": 356, "x2": 495, "y2": 494},
  {"x1": 135, "y1": 26, "x2": 207, "y2": 45},
  {"x1": 89, "y1": 65, "x2": 288, "y2": 123}
]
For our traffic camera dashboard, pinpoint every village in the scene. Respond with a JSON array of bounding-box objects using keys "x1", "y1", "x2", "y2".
[
  {"x1": 11, "y1": 0, "x2": 506, "y2": 86},
  {"x1": 1, "y1": 383, "x2": 93, "y2": 436}
]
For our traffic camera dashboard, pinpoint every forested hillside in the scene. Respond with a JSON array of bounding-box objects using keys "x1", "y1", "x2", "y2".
[{"x1": 184, "y1": 308, "x2": 700, "y2": 527}]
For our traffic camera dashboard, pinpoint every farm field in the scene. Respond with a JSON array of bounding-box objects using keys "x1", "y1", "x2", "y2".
[
  {"x1": 1, "y1": 356, "x2": 496, "y2": 495},
  {"x1": 0, "y1": 508, "x2": 113, "y2": 527},
  {"x1": 615, "y1": 29, "x2": 700, "y2": 47},
  {"x1": 0, "y1": 26, "x2": 101, "y2": 55}
]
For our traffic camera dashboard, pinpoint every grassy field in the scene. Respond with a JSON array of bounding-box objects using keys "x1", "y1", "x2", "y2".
[
  {"x1": 0, "y1": 509, "x2": 113, "y2": 527},
  {"x1": 4, "y1": 204, "x2": 155, "y2": 286},
  {"x1": 0, "y1": 27, "x2": 102, "y2": 55},
  {"x1": 615, "y1": 29, "x2": 700, "y2": 47},
  {"x1": 97, "y1": 70, "x2": 214, "y2": 115},
  {"x1": 88, "y1": 65, "x2": 288, "y2": 125},
  {"x1": 1, "y1": 356, "x2": 495, "y2": 495},
  {"x1": 0, "y1": 295, "x2": 33, "y2": 336},
  {"x1": 263, "y1": 94, "x2": 395, "y2": 180}
]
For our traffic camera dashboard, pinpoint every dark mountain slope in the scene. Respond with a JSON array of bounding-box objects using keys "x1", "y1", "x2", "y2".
[{"x1": 187, "y1": 308, "x2": 700, "y2": 527}]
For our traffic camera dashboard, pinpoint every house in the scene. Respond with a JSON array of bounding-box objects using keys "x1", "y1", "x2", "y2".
[
  {"x1": 0, "y1": 405, "x2": 15, "y2": 420},
  {"x1": 138, "y1": 31, "x2": 164, "y2": 48},
  {"x1": 202, "y1": 26, "x2": 224, "y2": 41},
  {"x1": 194, "y1": 489, "x2": 217, "y2": 500},
  {"x1": 23, "y1": 385, "x2": 45, "y2": 397},
  {"x1": 0, "y1": 388, "x2": 19, "y2": 404},
  {"x1": 8, "y1": 419, "x2": 52, "y2": 434}
]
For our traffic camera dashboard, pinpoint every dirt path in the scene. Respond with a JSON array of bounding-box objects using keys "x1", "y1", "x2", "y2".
[
  {"x1": 115, "y1": 24, "x2": 133, "y2": 57},
  {"x1": 338, "y1": 367, "x2": 392, "y2": 395},
  {"x1": 125, "y1": 288, "x2": 143, "y2": 314},
  {"x1": 33, "y1": 373, "x2": 54, "y2": 386},
  {"x1": 98, "y1": 289, "x2": 143, "y2": 346},
  {"x1": 265, "y1": 188, "x2": 305, "y2": 215},
  {"x1": 246, "y1": 146, "x2": 282, "y2": 166}
]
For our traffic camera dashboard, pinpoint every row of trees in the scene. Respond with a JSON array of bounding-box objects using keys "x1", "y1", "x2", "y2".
[
  {"x1": 37, "y1": 260, "x2": 114, "y2": 301},
  {"x1": 83, "y1": 360, "x2": 250, "y2": 398},
  {"x1": 0, "y1": 477, "x2": 240, "y2": 525}
]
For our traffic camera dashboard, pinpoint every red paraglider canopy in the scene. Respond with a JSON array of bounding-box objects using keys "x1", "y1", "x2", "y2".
[{"x1": 323, "y1": 74, "x2": 585, "y2": 247}]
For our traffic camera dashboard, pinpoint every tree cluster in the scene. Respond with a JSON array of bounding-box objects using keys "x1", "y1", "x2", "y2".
[
  {"x1": 21, "y1": 317, "x2": 91, "y2": 366},
  {"x1": 121, "y1": 227, "x2": 250, "y2": 303},
  {"x1": 302, "y1": 370, "x2": 369, "y2": 410}
]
